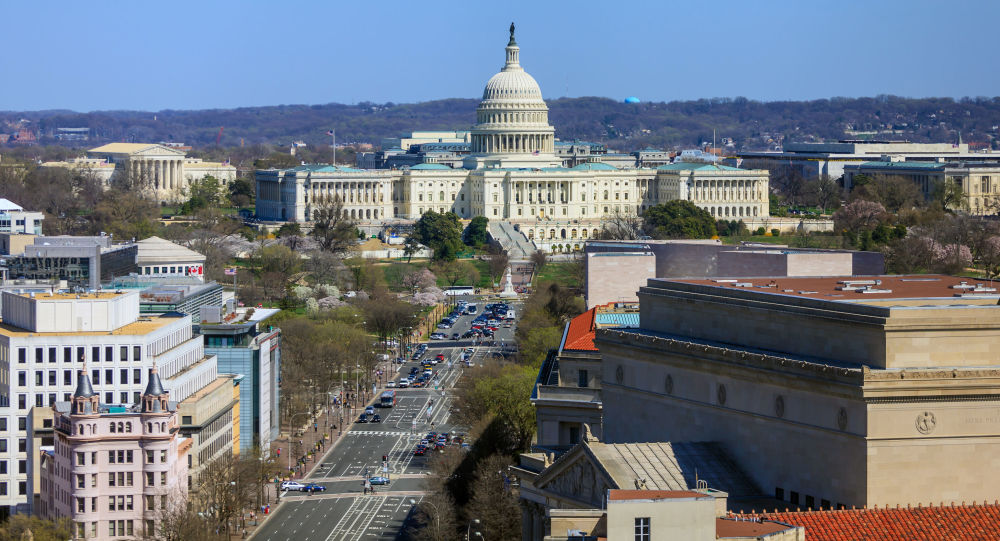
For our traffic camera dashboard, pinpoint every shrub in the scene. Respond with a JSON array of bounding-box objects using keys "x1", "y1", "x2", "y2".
[
  {"x1": 771, "y1": 228, "x2": 781, "y2": 237},
  {"x1": 754, "y1": 226, "x2": 766, "y2": 236}
]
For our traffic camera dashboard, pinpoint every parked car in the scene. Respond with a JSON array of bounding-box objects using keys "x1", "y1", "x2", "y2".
[
  {"x1": 281, "y1": 481, "x2": 306, "y2": 492},
  {"x1": 451, "y1": 332, "x2": 460, "y2": 340},
  {"x1": 430, "y1": 332, "x2": 446, "y2": 340},
  {"x1": 368, "y1": 476, "x2": 391, "y2": 485}
]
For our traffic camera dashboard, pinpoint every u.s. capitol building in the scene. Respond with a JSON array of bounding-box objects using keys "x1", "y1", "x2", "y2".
[{"x1": 255, "y1": 25, "x2": 769, "y2": 249}]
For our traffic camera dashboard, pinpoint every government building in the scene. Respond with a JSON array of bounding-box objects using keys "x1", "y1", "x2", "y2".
[{"x1": 255, "y1": 26, "x2": 769, "y2": 246}]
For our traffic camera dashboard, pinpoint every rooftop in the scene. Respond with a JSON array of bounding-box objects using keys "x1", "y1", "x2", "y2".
[
  {"x1": 562, "y1": 302, "x2": 640, "y2": 352},
  {"x1": 135, "y1": 236, "x2": 207, "y2": 264},
  {"x1": 0, "y1": 312, "x2": 181, "y2": 337},
  {"x1": 16, "y1": 291, "x2": 126, "y2": 301},
  {"x1": 732, "y1": 502, "x2": 1000, "y2": 541},
  {"x1": 715, "y1": 518, "x2": 797, "y2": 538},
  {"x1": 669, "y1": 275, "x2": 1000, "y2": 304},
  {"x1": 656, "y1": 162, "x2": 745, "y2": 172},
  {"x1": 89, "y1": 143, "x2": 184, "y2": 155},
  {"x1": 607, "y1": 489, "x2": 708, "y2": 501}
]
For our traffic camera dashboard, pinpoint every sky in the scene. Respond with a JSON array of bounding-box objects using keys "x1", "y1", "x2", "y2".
[{"x1": 2, "y1": 0, "x2": 998, "y2": 112}]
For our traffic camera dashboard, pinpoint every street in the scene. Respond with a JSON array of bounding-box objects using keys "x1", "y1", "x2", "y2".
[{"x1": 252, "y1": 296, "x2": 520, "y2": 541}]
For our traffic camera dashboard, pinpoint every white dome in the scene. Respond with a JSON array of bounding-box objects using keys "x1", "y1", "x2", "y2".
[{"x1": 482, "y1": 69, "x2": 543, "y2": 102}]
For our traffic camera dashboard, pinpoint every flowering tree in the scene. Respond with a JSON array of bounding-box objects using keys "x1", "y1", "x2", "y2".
[{"x1": 833, "y1": 199, "x2": 887, "y2": 235}]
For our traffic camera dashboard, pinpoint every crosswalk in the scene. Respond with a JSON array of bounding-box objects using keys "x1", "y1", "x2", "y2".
[{"x1": 346, "y1": 430, "x2": 412, "y2": 436}]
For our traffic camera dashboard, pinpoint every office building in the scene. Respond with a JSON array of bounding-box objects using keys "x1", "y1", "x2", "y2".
[
  {"x1": 843, "y1": 160, "x2": 1000, "y2": 215},
  {"x1": 38, "y1": 365, "x2": 189, "y2": 540},
  {"x1": 196, "y1": 303, "x2": 281, "y2": 452},
  {"x1": 5, "y1": 236, "x2": 137, "y2": 290},
  {"x1": 0, "y1": 200, "x2": 42, "y2": 236},
  {"x1": 134, "y1": 236, "x2": 206, "y2": 282}
]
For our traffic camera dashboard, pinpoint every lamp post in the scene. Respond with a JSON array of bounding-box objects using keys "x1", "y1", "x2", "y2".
[
  {"x1": 355, "y1": 364, "x2": 360, "y2": 407},
  {"x1": 409, "y1": 498, "x2": 439, "y2": 536},
  {"x1": 467, "y1": 518, "x2": 481, "y2": 541},
  {"x1": 286, "y1": 412, "x2": 311, "y2": 473}
]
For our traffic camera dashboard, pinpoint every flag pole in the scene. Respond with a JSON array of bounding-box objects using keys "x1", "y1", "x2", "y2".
[{"x1": 332, "y1": 128, "x2": 336, "y2": 165}]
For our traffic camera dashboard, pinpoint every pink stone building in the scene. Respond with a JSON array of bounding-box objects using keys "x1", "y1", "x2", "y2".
[{"x1": 39, "y1": 363, "x2": 189, "y2": 539}]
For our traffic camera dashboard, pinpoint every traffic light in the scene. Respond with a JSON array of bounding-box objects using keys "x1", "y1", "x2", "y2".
[{"x1": 382, "y1": 455, "x2": 388, "y2": 462}]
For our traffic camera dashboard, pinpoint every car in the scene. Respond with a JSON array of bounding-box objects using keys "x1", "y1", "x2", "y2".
[
  {"x1": 434, "y1": 441, "x2": 446, "y2": 449},
  {"x1": 465, "y1": 347, "x2": 475, "y2": 354},
  {"x1": 430, "y1": 333, "x2": 446, "y2": 340},
  {"x1": 365, "y1": 406, "x2": 376, "y2": 416},
  {"x1": 357, "y1": 414, "x2": 369, "y2": 423},
  {"x1": 387, "y1": 381, "x2": 397, "y2": 388},
  {"x1": 370, "y1": 414, "x2": 382, "y2": 423},
  {"x1": 436, "y1": 354, "x2": 445, "y2": 361},
  {"x1": 413, "y1": 447, "x2": 426, "y2": 456},
  {"x1": 412, "y1": 381, "x2": 424, "y2": 388},
  {"x1": 451, "y1": 332, "x2": 460, "y2": 340},
  {"x1": 368, "y1": 476, "x2": 391, "y2": 485},
  {"x1": 303, "y1": 483, "x2": 326, "y2": 492},
  {"x1": 397, "y1": 380, "x2": 410, "y2": 388},
  {"x1": 483, "y1": 329, "x2": 494, "y2": 338},
  {"x1": 281, "y1": 481, "x2": 306, "y2": 492},
  {"x1": 410, "y1": 367, "x2": 419, "y2": 374}
]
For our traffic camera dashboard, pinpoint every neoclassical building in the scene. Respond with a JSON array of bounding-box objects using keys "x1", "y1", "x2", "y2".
[
  {"x1": 43, "y1": 143, "x2": 237, "y2": 203},
  {"x1": 255, "y1": 26, "x2": 769, "y2": 247}
]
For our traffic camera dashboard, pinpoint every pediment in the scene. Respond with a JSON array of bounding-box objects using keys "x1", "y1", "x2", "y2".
[
  {"x1": 536, "y1": 446, "x2": 616, "y2": 507},
  {"x1": 132, "y1": 145, "x2": 186, "y2": 157}
]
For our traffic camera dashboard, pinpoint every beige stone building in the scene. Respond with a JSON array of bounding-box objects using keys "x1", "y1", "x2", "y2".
[
  {"x1": 42, "y1": 143, "x2": 237, "y2": 203},
  {"x1": 843, "y1": 159, "x2": 1000, "y2": 215},
  {"x1": 254, "y1": 26, "x2": 770, "y2": 250},
  {"x1": 597, "y1": 274, "x2": 1000, "y2": 510}
]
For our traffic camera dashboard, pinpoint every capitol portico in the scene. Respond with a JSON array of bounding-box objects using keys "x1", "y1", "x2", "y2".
[{"x1": 254, "y1": 25, "x2": 770, "y2": 247}]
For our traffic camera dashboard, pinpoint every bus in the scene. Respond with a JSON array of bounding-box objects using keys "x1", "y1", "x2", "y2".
[
  {"x1": 444, "y1": 286, "x2": 474, "y2": 297},
  {"x1": 380, "y1": 390, "x2": 396, "y2": 408}
]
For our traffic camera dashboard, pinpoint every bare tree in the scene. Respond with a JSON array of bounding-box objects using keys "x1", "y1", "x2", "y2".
[
  {"x1": 311, "y1": 195, "x2": 356, "y2": 253},
  {"x1": 597, "y1": 207, "x2": 644, "y2": 240},
  {"x1": 485, "y1": 245, "x2": 510, "y2": 286},
  {"x1": 530, "y1": 249, "x2": 547, "y2": 271}
]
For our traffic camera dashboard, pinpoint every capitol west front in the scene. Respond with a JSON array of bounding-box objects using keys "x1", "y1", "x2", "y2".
[{"x1": 255, "y1": 26, "x2": 769, "y2": 248}]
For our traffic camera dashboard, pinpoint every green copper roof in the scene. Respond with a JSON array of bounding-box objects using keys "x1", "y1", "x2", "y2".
[
  {"x1": 410, "y1": 163, "x2": 452, "y2": 170},
  {"x1": 656, "y1": 163, "x2": 743, "y2": 172},
  {"x1": 853, "y1": 161, "x2": 945, "y2": 170},
  {"x1": 572, "y1": 162, "x2": 618, "y2": 171}
]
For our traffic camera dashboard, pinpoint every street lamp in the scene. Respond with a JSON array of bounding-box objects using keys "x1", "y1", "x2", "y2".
[
  {"x1": 467, "y1": 518, "x2": 481, "y2": 540},
  {"x1": 409, "y1": 498, "x2": 439, "y2": 535},
  {"x1": 286, "y1": 412, "x2": 311, "y2": 473}
]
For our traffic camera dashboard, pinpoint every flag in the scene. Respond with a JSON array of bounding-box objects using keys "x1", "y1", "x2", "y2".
[
  {"x1": 532, "y1": 150, "x2": 539, "y2": 155},
  {"x1": 326, "y1": 130, "x2": 335, "y2": 136},
  {"x1": 224, "y1": 267, "x2": 237, "y2": 276}
]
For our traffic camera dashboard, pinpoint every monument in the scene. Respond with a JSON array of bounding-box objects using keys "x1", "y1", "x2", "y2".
[{"x1": 500, "y1": 266, "x2": 518, "y2": 298}]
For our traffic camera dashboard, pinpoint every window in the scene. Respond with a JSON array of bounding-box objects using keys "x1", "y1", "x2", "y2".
[
  {"x1": 790, "y1": 491, "x2": 800, "y2": 505},
  {"x1": 120, "y1": 346, "x2": 128, "y2": 362},
  {"x1": 77, "y1": 497, "x2": 85, "y2": 513},
  {"x1": 48, "y1": 347, "x2": 55, "y2": 363},
  {"x1": 17, "y1": 348, "x2": 25, "y2": 364},
  {"x1": 17, "y1": 418, "x2": 25, "y2": 431},
  {"x1": 16, "y1": 372, "x2": 24, "y2": 387},
  {"x1": 92, "y1": 346, "x2": 100, "y2": 363},
  {"x1": 64, "y1": 370, "x2": 72, "y2": 385},
  {"x1": 105, "y1": 346, "x2": 113, "y2": 363},
  {"x1": 0, "y1": 462, "x2": 5, "y2": 475},
  {"x1": 775, "y1": 487, "x2": 784, "y2": 501},
  {"x1": 18, "y1": 460, "x2": 25, "y2": 474},
  {"x1": 35, "y1": 372, "x2": 42, "y2": 386},
  {"x1": 77, "y1": 474, "x2": 85, "y2": 489},
  {"x1": 134, "y1": 346, "x2": 141, "y2": 362},
  {"x1": 109, "y1": 451, "x2": 116, "y2": 464},
  {"x1": 92, "y1": 369, "x2": 100, "y2": 385},
  {"x1": 182, "y1": 416, "x2": 192, "y2": 425},
  {"x1": 48, "y1": 370, "x2": 56, "y2": 386},
  {"x1": 35, "y1": 348, "x2": 42, "y2": 363},
  {"x1": 578, "y1": 369, "x2": 589, "y2": 388},
  {"x1": 0, "y1": 441, "x2": 7, "y2": 453},
  {"x1": 105, "y1": 392, "x2": 113, "y2": 404},
  {"x1": 76, "y1": 346, "x2": 85, "y2": 363},
  {"x1": 120, "y1": 369, "x2": 128, "y2": 387},
  {"x1": 17, "y1": 395, "x2": 25, "y2": 410},
  {"x1": 17, "y1": 481, "x2": 25, "y2": 495},
  {"x1": 635, "y1": 517, "x2": 650, "y2": 541},
  {"x1": 105, "y1": 369, "x2": 112, "y2": 384},
  {"x1": 146, "y1": 450, "x2": 154, "y2": 464},
  {"x1": 805, "y1": 495, "x2": 815, "y2": 509},
  {"x1": 160, "y1": 450, "x2": 167, "y2": 463}
]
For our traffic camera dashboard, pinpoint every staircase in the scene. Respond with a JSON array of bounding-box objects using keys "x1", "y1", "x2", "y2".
[{"x1": 488, "y1": 221, "x2": 536, "y2": 261}]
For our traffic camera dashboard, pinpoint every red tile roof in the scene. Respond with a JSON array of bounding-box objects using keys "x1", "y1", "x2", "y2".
[
  {"x1": 716, "y1": 518, "x2": 795, "y2": 538},
  {"x1": 563, "y1": 307, "x2": 598, "y2": 352},
  {"x1": 732, "y1": 502, "x2": 1000, "y2": 540},
  {"x1": 608, "y1": 489, "x2": 707, "y2": 501}
]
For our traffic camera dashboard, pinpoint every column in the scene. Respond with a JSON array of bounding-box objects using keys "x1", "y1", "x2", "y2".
[{"x1": 521, "y1": 503, "x2": 532, "y2": 541}]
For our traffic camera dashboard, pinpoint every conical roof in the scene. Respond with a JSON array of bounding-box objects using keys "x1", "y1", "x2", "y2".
[{"x1": 73, "y1": 365, "x2": 95, "y2": 399}]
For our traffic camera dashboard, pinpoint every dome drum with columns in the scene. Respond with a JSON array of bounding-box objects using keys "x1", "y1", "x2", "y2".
[
  {"x1": 464, "y1": 23, "x2": 560, "y2": 169},
  {"x1": 254, "y1": 24, "x2": 770, "y2": 237}
]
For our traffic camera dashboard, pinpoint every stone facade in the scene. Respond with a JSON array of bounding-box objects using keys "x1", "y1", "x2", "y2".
[{"x1": 598, "y1": 275, "x2": 1000, "y2": 509}]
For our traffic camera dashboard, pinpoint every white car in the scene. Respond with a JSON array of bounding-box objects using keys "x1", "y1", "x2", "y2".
[
  {"x1": 365, "y1": 406, "x2": 376, "y2": 416},
  {"x1": 397, "y1": 379, "x2": 410, "y2": 388},
  {"x1": 387, "y1": 381, "x2": 397, "y2": 388},
  {"x1": 281, "y1": 481, "x2": 306, "y2": 492}
]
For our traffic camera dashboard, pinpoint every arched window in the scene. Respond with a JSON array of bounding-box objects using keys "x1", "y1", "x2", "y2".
[
  {"x1": 110, "y1": 423, "x2": 116, "y2": 433},
  {"x1": 125, "y1": 423, "x2": 131, "y2": 433}
]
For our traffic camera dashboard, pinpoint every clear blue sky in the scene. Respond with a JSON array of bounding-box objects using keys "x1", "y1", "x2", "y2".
[{"x1": 3, "y1": 0, "x2": 997, "y2": 112}]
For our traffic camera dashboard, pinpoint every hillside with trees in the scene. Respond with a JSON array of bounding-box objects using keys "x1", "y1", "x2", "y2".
[{"x1": 3, "y1": 95, "x2": 999, "y2": 152}]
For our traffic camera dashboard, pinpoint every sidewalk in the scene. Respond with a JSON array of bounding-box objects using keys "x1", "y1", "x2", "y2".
[{"x1": 240, "y1": 359, "x2": 402, "y2": 540}]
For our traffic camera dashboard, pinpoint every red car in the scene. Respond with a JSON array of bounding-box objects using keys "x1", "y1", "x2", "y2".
[{"x1": 436, "y1": 354, "x2": 445, "y2": 361}]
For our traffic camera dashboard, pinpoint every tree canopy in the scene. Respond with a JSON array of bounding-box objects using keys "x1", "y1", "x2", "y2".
[
  {"x1": 414, "y1": 210, "x2": 464, "y2": 261},
  {"x1": 464, "y1": 216, "x2": 489, "y2": 246},
  {"x1": 643, "y1": 200, "x2": 717, "y2": 239}
]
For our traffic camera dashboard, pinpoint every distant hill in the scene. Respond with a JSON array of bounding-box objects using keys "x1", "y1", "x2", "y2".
[{"x1": 3, "y1": 95, "x2": 999, "y2": 151}]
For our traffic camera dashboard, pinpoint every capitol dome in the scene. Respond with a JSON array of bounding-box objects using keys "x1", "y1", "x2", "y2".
[{"x1": 467, "y1": 23, "x2": 557, "y2": 162}]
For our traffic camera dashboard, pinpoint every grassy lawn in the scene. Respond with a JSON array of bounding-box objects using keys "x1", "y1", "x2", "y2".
[
  {"x1": 534, "y1": 261, "x2": 582, "y2": 289},
  {"x1": 376, "y1": 258, "x2": 493, "y2": 291},
  {"x1": 721, "y1": 234, "x2": 845, "y2": 250}
]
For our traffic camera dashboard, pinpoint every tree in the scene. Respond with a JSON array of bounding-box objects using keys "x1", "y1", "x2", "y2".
[
  {"x1": 833, "y1": 199, "x2": 888, "y2": 236},
  {"x1": 403, "y1": 236, "x2": 422, "y2": 263},
  {"x1": 92, "y1": 187, "x2": 161, "y2": 241},
  {"x1": 812, "y1": 175, "x2": 841, "y2": 214},
  {"x1": 311, "y1": 195, "x2": 356, "y2": 254},
  {"x1": 851, "y1": 174, "x2": 922, "y2": 213},
  {"x1": 465, "y1": 454, "x2": 521, "y2": 541},
  {"x1": 643, "y1": 200, "x2": 717, "y2": 239},
  {"x1": 485, "y1": 245, "x2": 510, "y2": 287},
  {"x1": 930, "y1": 178, "x2": 967, "y2": 213},
  {"x1": 228, "y1": 176, "x2": 255, "y2": 207},
  {"x1": 276, "y1": 222, "x2": 304, "y2": 250},
  {"x1": 597, "y1": 207, "x2": 643, "y2": 240},
  {"x1": 436, "y1": 260, "x2": 480, "y2": 287},
  {"x1": 179, "y1": 175, "x2": 225, "y2": 215},
  {"x1": 0, "y1": 515, "x2": 72, "y2": 541},
  {"x1": 464, "y1": 216, "x2": 489, "y2": 246},
  {"x1": 402, "y1": 268, "x2": 437, "y2": 291},
  {"x1": 530, "y1": 249, "x2": 547, "y2": 271},
  {"x1": 414, "y1": 211, "x2": 464, "y2": 261}
]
